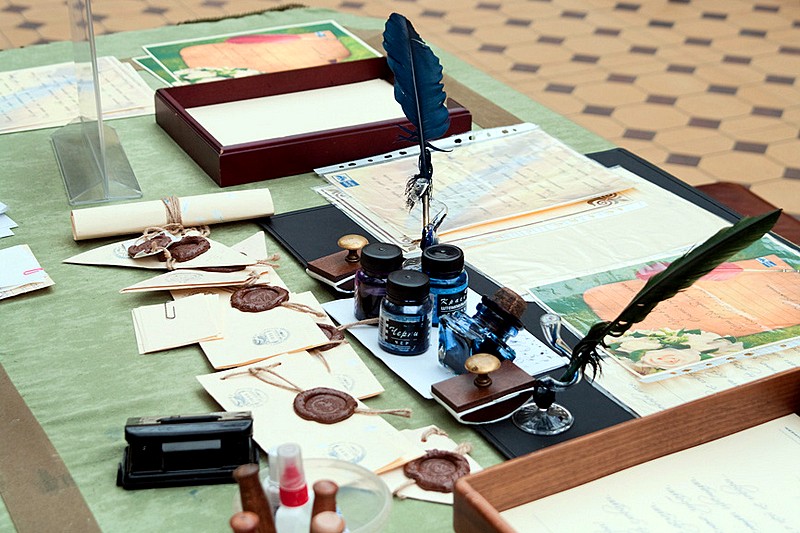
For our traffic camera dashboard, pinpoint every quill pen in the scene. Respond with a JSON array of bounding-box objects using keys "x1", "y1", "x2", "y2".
[
  {"x1": 562, "y1": 208, "x2": 782, "y2": 382},
  {"x1": 383, "y1": 13, "x2": 450, "y2": 246}
]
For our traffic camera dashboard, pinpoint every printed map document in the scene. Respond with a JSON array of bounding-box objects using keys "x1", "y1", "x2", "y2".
[
  {"x1": 0, "y1": 56, "x2": 154, "y2": 134},
  {"x1": 500, "y1": 414, "x2": 800, "y2": 532}
]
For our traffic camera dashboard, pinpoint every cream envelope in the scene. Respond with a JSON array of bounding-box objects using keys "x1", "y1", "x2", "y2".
[
  {"x1": 64, "y1": 234, "x2": 255, "y2": 270},
  {"x1": 197, "y1": 355, "x2": 420, "y2": 473},
  {"x1": 231, "y1": 231, "x2": 269, "y2": 259},
  {"x1": 381, "y1": 425, "x2": 483, "y2": 505},
  {"x1": 132, "y1": 293, "x2": 223, "y2": 354},
  {"x1": 0, "y1": 244, "x2": 55, "y2": 300},
  {"x1": 199, "y1": 305, "x2": 331, "y2": 369}
]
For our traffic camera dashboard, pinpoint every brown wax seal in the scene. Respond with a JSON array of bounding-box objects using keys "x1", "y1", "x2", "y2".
[
  {"x1": 157, "y1": 235, "x2": 210, "y2": 262},
  {"x1": 127, "y1": 234, "x2": 172, "y2": 258},
  {"x1": 230, "y1": 285, "x2": 289, "y2": 313},
  {"x1": 316, "y1": 324, "x2": 345, "y2": 352},
  {"x1": 403, "y1": 450, "x2": 470, "y2": 493},
  {"x1": 199, "y1": 265, "x2": 247, "y2": 273},
  {"x1": 293, "y1": 387, "x2": 357, "y2": 424}
]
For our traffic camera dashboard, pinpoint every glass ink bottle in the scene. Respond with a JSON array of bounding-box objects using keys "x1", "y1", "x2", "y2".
[
  {"x1": 378, "y1": 270, "x2": 433, "y2": 356},
  {"x1": 422, "y1": 244, "x2": 468, "y2": 326},
  {"x1": 438, "y1": 287, "x2": 526, "y2": 373},
  {"x1": 353, "y1": 243, "x2": 403, "y2": 320}
]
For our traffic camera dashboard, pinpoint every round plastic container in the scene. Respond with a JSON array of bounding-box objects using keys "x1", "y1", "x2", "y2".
[{"x1": 233, "y1": 458, "x2": 392, "y2": 533}]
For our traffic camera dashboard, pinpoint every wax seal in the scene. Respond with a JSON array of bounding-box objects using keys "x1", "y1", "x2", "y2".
[
  {"x1": 158, "y1": 235, "x2": 210, "y2": 262},
  {"x1": 199, "y1": 265, "x2": 247, "y2": 273},
  {"x1": 230, "y1": 285, "x2": 289, "y2": 313},
  {"x1": 293, "y1": 387, "x2": 357, "y2": 424},
  {"x1": 127, "y1": 234, "x2": 172, "y2": 258},
  {"x1": 316, "y1": 323, "x2": 345, "y2": 352},
  {"x1": 403, "y1": 449, "x2": 470, "y2": 493}
]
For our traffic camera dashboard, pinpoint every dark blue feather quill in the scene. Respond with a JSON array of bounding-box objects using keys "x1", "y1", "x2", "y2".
[{"x1": 383, "y1": 13, "x2": 450, "y2": 247}]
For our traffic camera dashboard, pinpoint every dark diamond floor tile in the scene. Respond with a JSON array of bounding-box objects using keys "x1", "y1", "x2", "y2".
[
  {"x1": 685, "y1": 37, "x2": 712, "y2": 46},
  {"x1": 506, "y1": 18, "x2": 532, "y2": 27},
  {"x1": 562, "y1": 10, "x2": 587, "y2": 19},
  {"x1": 595, "y1": 27, "x2": 621, "y2": 36},
  {"x1": 667, "y1": 64, "x2": 695, "y2": 73},
  {"x1": 752, "y1": 107, "x2": 783, "y2": 117},
  {"x1": 449, "y1": 26, "x2": 475, "y2": 35},
  {"x1": 733, "y1": 141, "x2": 768, "y2": 153},
  {"x1": 583, "y1": 105, "x2": 614, "y2": 116},
  {"x1": 647, "y1": 95, "x2": 678, "y2": 105},
  {"x1": 615, "y1": 3, "x2": 640, "y2": 11},
  {"x1": 785, "y1": 168, "x2": 800, "y2": 179},
  {"x1": 624, "y1": 129, "x2": 656, "y2": 140},
  {"x1": 477, "y1": 2, "x2": 501, "y2": 10},
  {"x1": 480, "y1": 44, "x2": 506, "y2": 53},
  {"x1": 667, "y1": 154, "x2": 701, "y2": 166},
  {"x1": 669, "y1": 0, "x2": 690, "y2": 3},
  {"x1": 539, "y1": 35, "x2": 564, "y2": 44},
  {"x1": 740, "y1": 29, "x2": 767, "y2": 38},
  {"x1": 649, "y1": 20, "x2": 674, "y2": 28},
  {"x1": 572, "y1": 54, "x2": 600, "y2": 63},
  {"x1": 723, "y1": 55, "x2": 751, "y2": 65},
  {"x1": 702, "y1": 12, "x2": 727, "y2": 20},
  {"x1": 421, "y1": 10, "x2": 446, "y2": 18},
  {"x1": 631, "y1": 45, "x2": 657, "y2": 54},
  {"x1": 3, "y1": 4, "x2": 28, "y2": 14},
  {"x1": 780, "y1": 46, "x2": 800, "y2": 55},
  {"x1": 688, "y1": 117, "x2": 721, "y2": 128},
  {"x1": 144, "y1": 6, "x2": 168, "y2": 15},
  {"x1": 17, "y1": 20, "x2": 43, "y2": 30},
  {"x1": 340, "y1": 1, "x2": 363, "y2": 7},
  {"x1": 608, "y1": 73, "x2": 637, "y2": 83},
  {"x1": 708, "y1": 85, "x2": 737, "y2": 94},
  {"x1": 545, "y1": 83, "x2": 575, "y2": 93},
  {"x1": 511, "y1": 63, "x2": 540, "y2": 73},
  {"x1": 754, "y1": 4, "x2": 780, "y2": 12},
  {"x1": 765, "y1": 74, "x2": 795, "y2": 84}
]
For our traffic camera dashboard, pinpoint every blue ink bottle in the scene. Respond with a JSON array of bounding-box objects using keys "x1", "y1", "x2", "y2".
[
  {"x1": 353, "y1": 243, "x2": 403, "y2": 320},
  {"x1": 422, "y1": 244, "x2": 468, "y2": 326},
  {"x1": 438, "y1": 287, "x2": 526, "y2": 373},
  {"x1": 378, "y1": 270, "x2": 433, "y2": 355}
]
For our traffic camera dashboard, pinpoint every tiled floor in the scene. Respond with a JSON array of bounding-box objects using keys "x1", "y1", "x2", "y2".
[{"x1": 2, "y1": 0, "x2": 799, "y2": 217}]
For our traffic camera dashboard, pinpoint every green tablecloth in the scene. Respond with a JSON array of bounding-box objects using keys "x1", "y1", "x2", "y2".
[{"x1": 0, "y1": 7, "x2": 612, "y2": 532}]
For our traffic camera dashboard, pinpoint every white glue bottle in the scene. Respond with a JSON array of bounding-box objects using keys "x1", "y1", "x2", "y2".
[
  {"x1": 274, "y1": 443, "x2": 313, "y2": 533},
  {"x1": 266, "y1": 448, "x2": 281, "y2": 518}
]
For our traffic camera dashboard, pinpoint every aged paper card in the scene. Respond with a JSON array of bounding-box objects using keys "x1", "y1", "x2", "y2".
[
  {"x1": 131, "y1": 293, "x2": 222, "y2": 354},
  {"x1": 500, "y1": 414, "x2": 800, "y2": 532},
  {"x1": 197, "y1": 355, "x2": 418, "y2": 473}
]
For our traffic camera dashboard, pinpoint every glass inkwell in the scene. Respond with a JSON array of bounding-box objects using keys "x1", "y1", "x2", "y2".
[
  {"x1": 511, "y1": 313, "x2": 581, "y2": 435},
  {"x1": 438, "y1": 287, "x2": 527, "y2": 373}
]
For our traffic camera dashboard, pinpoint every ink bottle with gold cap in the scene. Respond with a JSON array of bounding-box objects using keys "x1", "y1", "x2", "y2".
[
  {"x1": 437, "y1": 287, "x2": 526, "y2": 373},
  {"x1": 421, "y1": 244, "x2": 468, "y2": 327},
  {"x1": 353, "y1": 243, "x2": 403, "y2": 320},
  {"x1": 378, "y1": 270, "x2": 433, "y2": 355}
]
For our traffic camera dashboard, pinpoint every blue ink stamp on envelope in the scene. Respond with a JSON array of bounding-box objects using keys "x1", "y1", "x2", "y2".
[{"x1": 332, "y1": 174, "x2": 359, "y2": 188}]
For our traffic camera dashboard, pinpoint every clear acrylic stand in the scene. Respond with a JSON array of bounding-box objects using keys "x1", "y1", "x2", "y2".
[{"x1": 51, "y1": 0, "x2": 141, "y2": 206}]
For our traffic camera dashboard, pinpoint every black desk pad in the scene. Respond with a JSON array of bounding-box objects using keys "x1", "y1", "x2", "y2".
[{"x1": 258, "y1": 148, "x2": 760, "y2": 459}]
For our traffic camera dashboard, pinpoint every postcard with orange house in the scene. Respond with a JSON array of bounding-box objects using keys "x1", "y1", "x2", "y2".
[{"x1": 529, "y1": 235, "x2": 800, "y2": 382}]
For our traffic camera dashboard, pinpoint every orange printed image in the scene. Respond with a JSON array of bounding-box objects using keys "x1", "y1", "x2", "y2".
[
  {"x1": 179, "y1": 31, "x2": 351, "y2": 73},
  {"x1": 585, "y1": 255, "x2": 800, "y2": 337}
]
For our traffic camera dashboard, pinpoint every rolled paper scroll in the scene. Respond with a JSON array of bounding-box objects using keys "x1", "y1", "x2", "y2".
[{"x1": 70, "y1": 189, "x2": 274, "y2": 240}]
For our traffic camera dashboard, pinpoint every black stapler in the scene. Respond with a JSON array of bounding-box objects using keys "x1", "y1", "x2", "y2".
[{"x1": 117, "y1": 411, "x2": 259, "y2": 490}]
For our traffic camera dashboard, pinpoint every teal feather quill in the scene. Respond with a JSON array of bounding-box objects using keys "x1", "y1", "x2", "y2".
[
  {"x1": 563, "y1": 209, "x2": 782, "y2": 382},
  {"x1": 383, "y1": 13, "x2": 450, "y2": 247}
]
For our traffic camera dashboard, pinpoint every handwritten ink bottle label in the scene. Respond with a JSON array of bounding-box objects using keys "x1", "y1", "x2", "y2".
[
  {"x1": 353, "y1": 243, "x2": 403, "y2": 320},
  {"x1": 422, "y1": 244, "x2": 468, "y2": 326},
  {"x1": 378, "y1": 270, "x2": 432, "y2": 356}
]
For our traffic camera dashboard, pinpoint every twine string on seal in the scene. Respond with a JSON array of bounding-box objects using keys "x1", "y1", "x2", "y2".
[
  {"x1": 221, "y1": 362, "x2": 412, "y2": 419},
  {"x1": 335, "y1": 318, "x2": 379, "y2": 331}
]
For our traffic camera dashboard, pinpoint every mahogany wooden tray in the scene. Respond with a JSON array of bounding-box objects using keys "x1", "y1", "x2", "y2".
[
  {"x1": 154, "y1": 57, "x2": 472, "y2": 187},
  {"x1": 453, "y1": 366, "x2": 800, "y2": 532}
]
